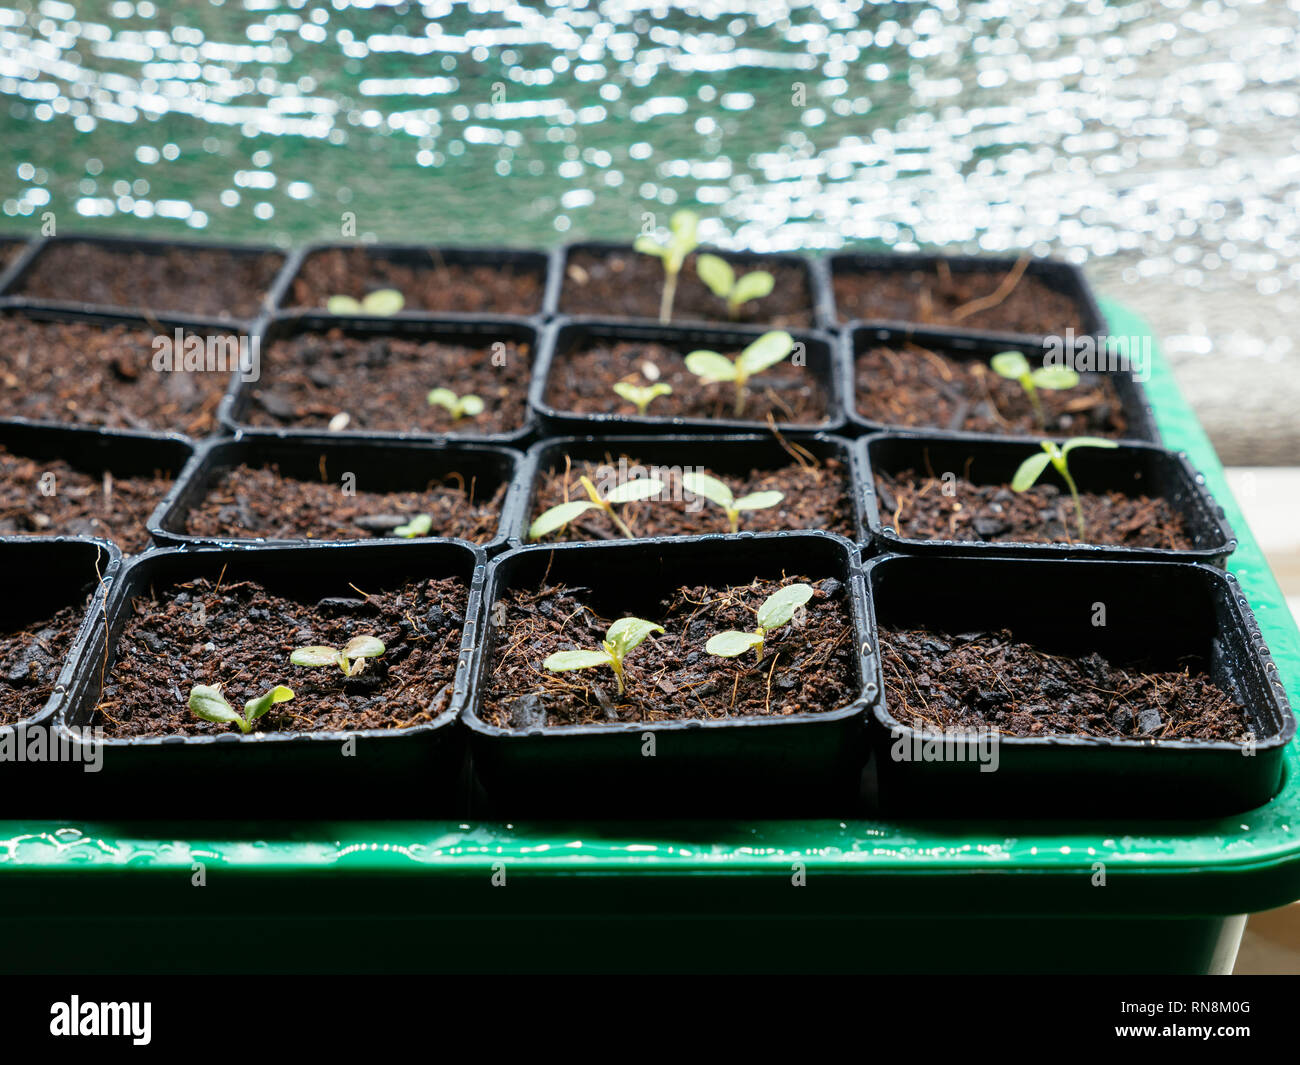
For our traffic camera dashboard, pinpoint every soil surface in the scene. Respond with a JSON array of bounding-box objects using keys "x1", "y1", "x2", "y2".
[
  {"x1": 875, "y1": 468, "x2": 1193, "y2": 549},
  {"x1": 95, "y1": 575, "x2": 467, "y2": 737},
  {"x1": 531, "y1": 451, "x2": 854, "y2": 541},
  {"x1": 183, "y1": 461, "x2": 506, "y2": 544},
  {"x1": 0, "y1": 445, "x2": 171, "y2": 553},
  {"x1": 560, "y1": 248, "x2": 814, "y2": 327},
  {"x1": 832, "y1": 260, "x2": 1087, "y2": 334},
  {"x1": 286, "y1": 246, "x2": 545, "y2": 315},
  {"x1": 856, "y1": 343, "x2": 1129, "y2": 437},
  {"x1": 1, "y1": 240, "x2": 23, "y2": 271},
  {"x1": 0, "y1": 598, "x2": 89, "y2": 726},
  {"x1": 14, "y1": 241, "x2": 282, "y2": 319},
  {"x1": 881, "y1": 627, "x2": 1250, "y2": 741},
  {"x1": 0, "y1": 314, "x2": 232, "y2": 435},
  {"x1": 481, "y1": 576, "x2": 857, "y2": 728},
  {"x1": 246, "y1": 327, "x2": 531, "y2": 436},
  {"x1": 547, "y1": 338, "x2": 830, "y2": 426}
]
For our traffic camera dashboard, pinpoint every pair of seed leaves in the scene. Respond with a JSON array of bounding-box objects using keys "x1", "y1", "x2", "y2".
[
  {"x1": 326, "y1": 289, "x2": 405, "y2": 316},
  {"x1": 685, "y1": 330, "x2": 794, "y2": 386}
]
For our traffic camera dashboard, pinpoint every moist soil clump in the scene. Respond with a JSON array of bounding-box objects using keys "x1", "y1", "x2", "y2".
[
  {"x1": 481, "y1": 576, "x2": 857, "y2": 728},
  {"x1": 559, "y1": 249, "x2": 814, "y2": 327},
  {"x1": 184, "y1": 462, "x2": 505, "y2": 544},
  {"x1": 247, "y1": 327, "x2": 531, "y2": 436},
  {"x1": 856, "y1": 343, "x2": 1128, "y2": 437},
  {"x1": 881, "y1": 627, "x2": 1250, "y2": 741},
  {"x1": 875, "y1": 468, "x2": 1192, "y2": 549},
  {"x1": 96, "y1": 575, "x2": 468, "y2": 737},
  {"x1": 14, "y1": 241, "x2": 282, "y2": 319},
  {"x1": 0, "y1": 598, "x2": 89, "y2": 726},
  {"x1": 287, "y1": 246, "x2": 544, "y2": 316}
]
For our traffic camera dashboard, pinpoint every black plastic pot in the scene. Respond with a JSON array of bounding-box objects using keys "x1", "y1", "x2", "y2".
[
  {"x1": 532, "y1": 317, "x2": 847, "y2": 436},
  {"x1": 859, "y1": 432, "x2": 1235, "y2": 565},
  {"x1": 0, "y1": 235, "x2": 34, "y2": 297},
  {"x1": 280, "y1": 241, "x2": 552, "y2": 319},
  {"x1": 223, "y1": 311, "x2": 540, "y2": 446},
  {"x1": 512, "y1": 432, "x2": 867, "y2": 547},
  {"x1": 464, "y1": 532, "x2": 877, "y2": 817},
  {"x1": 151, "y1": 434, "x2": 525, "y2": 554},
  {"x1": 0, "y1": 422, "x2": 194, "y2": 553},
  {"x1": 547, "y1": 241, "x2": 826, "y2": 328},
  {"x1": 864, "y1": 553, "x2": 1295, "y2": 817},
  {"x1": 52, "y1": 541, "x2": 484, "y2": 817},
  {"x1": 820, "y1": 250, "x2": 1108, "y2": 345},
  {"x1": 843, "y1": 323, "x2": 1160, "y2": 443},
  {"x1": 0, "y1": 234, "x2": 291, "y2": 326}
]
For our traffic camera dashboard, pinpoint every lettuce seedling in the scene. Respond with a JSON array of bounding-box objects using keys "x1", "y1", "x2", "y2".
[
  {"x1": 990, "y1": 351, "x2": 1079, "y2": 430},
  {"x1": 529, "y1": 474, "x2": 663, "y2": 541},
  {"x1": 634, "y1": 209, "x2": 699, "y2": 324},
  {"x1": 685, "y1": 330, "x2": 794, "y2": 416},
  {"x1": 613, "y1": 381, "x2": 673, "y2": 416},
  {"x1": 291, "y1": 635, "x2": 386, "y2": 677},
  {"x1": 327, "y1": 289, "x2": 405, "y2": 316},
  {"x1": 189, "y1": 683, "x2": 294, "y2": 734},
  {"x1": 427, "y1": 388, "x2": 485, "y2": 421},
  {"x1": 681, "y1": 471, "x2": 783, "y2": 533},
  {"x1": 393, "y1": 514, "x2": 433, "y2": 538},
  {"x1": 706, "y1": 583, "x2": 813, "y2": 662},
  {"x1": 1011, "y1": 437, "x2": 1119, "y2": 540},
  {"x1": 543, "y1": 616, "x2": 664, "y2": 695},
  {"x1": 695, "y1": 253, "x2": 775, "y2": 319}
]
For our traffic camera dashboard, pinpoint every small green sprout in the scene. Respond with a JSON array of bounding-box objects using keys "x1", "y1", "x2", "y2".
[
  {"x1": 427, "y1": 388, "x2": 485, "y2": 421},
  {"x1": 290, "y1": 634, "x2": 386, "y2": 677},
  {"x1": 529, "y1": 474, "x2": 663, "y2": 541},
  {"x1": 188, "y1": 683, "x2": 294, "y2": 734},
  {"x1": 681, "y1": 471, "x2": 784, "y2": 534},
  {"x1": 685, "y1": 330, "x2": 794, "y2": 416},
  {"x1": 326, "y1": 289, "x2": 405, "y2": 316},
  {"x1": 543, "y1": 616, "x2": 664, "y2": 695},
  {"x1": 394, "y1": 514, "x2": 433, "y2": 538},
  {"x1": 706, "y1": 584, "x2": 814, "y2": 662},
  {"x1": 1011, "y1": 437, "x2": 1120, "y2": 541},
  {"x1": 634, "y1": 209, "x2": 699, "y2": 324},
  {"x1": 695, "y1": 253, "x2": 775, "y2": 319},
  {"x1": 613, "y1": 381, "x2": 673, "y2": 416},
  {"x1": 990, "y1": 351, "x2": 1079, "y2": 430}
]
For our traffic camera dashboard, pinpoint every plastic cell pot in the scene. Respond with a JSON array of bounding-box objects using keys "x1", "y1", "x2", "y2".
[
  {"x1": 278, "y1": 242, "x2": 553, "y2": 319},
  {"x1": 858, "y1": 432, "x2": 1236, "y2": 565},
  {"x1": 546, "y1": 240, "x2": 827, "y2": 328},
  {"x1": 511, "y1": 432, "x2": 867, "y2": 548},
  {"x1": 820, "y1": 250, "x2": 1108, "y2": 345},
  {"x1": 0, "y1": 235, "x2": 34, "y2": 296},
  {"x1": 0, "y1": 234, "x2": 290, "y2": 326},
  {"x1": 843, "y1": 323, "x2": 1160, "y2": 443},
  {"x1": 531, "y1": 317, "x2": 847, "y2": 436},
  {"x1": 864, "y1": 553, "x2": 1296, "y2": 818},
  {"x1": 150, "y1": 434, "x2": 525, "y2": 554},
  {"x1": 52, "y1": 541, "x2": 484, "y2": 817},
  {"x1": 222, "y1": 311, "x2": 540, "y2": 447},
  {"x1": 464, "y1": 531, "x2": 877, "y2": 818}
]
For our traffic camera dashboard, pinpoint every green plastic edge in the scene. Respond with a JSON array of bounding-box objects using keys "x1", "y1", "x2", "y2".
[{"x1": 2, "y1": 299, "x2": 1299, "y2": 909}]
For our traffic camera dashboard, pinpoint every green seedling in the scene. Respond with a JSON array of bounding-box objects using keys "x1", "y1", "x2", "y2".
[
  {"x1": 188, "y1": 683, "x2": 294, "y2": 735},
  {"x1": 613, "y1": 381, "x2": 672, "y2": 416},
  {"x1": 706, "y1": 583, "x2": 814, "y2": 662},
  {"x1": 695, "y1": 253, "x2": 775, "y2": 319},
  {"x1": 326, "y1": 289, "x2": 405, "y2": 316},
  {"x1": 685, "y1": 330, "x2": 794, "y2": 416},
  {"x1": 427, "y1": 388, "x2": 485, "y2": 421},
  {"x1": 394, "y1": 514, "x2": 433, "y2": 538},
  {"x1": 543, "y1": 616, "x2": 664, "y2": 696},
  {"x1": 1011, "y1": 437, "x2": 1120, "y2": 541},
  {"x1": 634, "y1": 209, "x2": 699, "y2": 324},
  {"x1": 990, "y1": 351, "x2": 1079, "y2": 430},
  {"x1": 529, "y1": 474, "x2": 663, "y2": 541},
  {"x1": 291, "y1": 635, "x2": 386, "y2": 678},
  {"x1": 681, "y1": 471, "x2": 783, "y2": 534}
]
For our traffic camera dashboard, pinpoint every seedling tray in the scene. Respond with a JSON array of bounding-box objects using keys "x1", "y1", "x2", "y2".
[{"x1": 0, "y1": 299, "x2": 1298, "y2": 976}]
